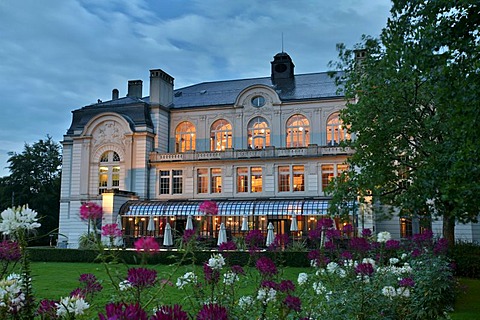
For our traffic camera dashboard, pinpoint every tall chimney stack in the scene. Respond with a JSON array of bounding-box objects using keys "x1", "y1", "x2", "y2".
[
  {"x1": 127, "y1": 80, "x2": 143, "y2": 98},
  {"x1": 149, "y1": 69, "x2": 174, "y2": 107}
]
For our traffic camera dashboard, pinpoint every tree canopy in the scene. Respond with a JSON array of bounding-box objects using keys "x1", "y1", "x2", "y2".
[
  {"x1": 329, "y1": 0, "x2": 480, "y2": 245},
  {"x1": 0, "y1": 136, "x2": 62, "y2": 245}
]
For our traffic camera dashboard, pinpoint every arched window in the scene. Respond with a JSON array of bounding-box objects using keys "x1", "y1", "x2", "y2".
[
  {"x1": 175, "y1": 121, "x2": 196, "y2": 152},
  {"x1": 210, "y1": 119, "x2": 232, "y2": 151},
  {"x1": 286, "y1": 114, "x2": 310, "y2": 147},
  {"x1": 326, "y1": 112, "x2": 350, "y2": 146},
  {"x1": 98, "y1": 151, "x2": 120, "y2": 194},
  {"x1": 247, "y1": 117, "x2": 270, "y2": 149}
]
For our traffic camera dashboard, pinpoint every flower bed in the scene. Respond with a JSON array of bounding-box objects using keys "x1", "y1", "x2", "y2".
[{"x1": 0, "y1": 202, "x2": 456, "y2": 319}]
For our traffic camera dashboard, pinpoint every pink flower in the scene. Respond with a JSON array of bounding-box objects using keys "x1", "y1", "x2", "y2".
[
  {"x1": 0, "y1": 240, "x2": 21, "y2": 261},
  {"x1": 37, "y1": 299, "x2": 58, "y2": 319},
  {"x1": 134, "y1": 237, "x2": 159, "y2": 254},
  {"x1": 182, "y1": 229, "x2": 196, "y2": 243},
  {"x1": 79, "y1": 202, "x2": 102, "y2": 220},
  {"x1": 101, "y1": 223, "x2": 122, "y2": 237},
  {"x1": 255, "y1": 256, "x2": 278, "y2": 277},
  {"x1": 219, "y1": 241, "x2": 237, "y2": 251},
  {"x1": 99, "y1": 303, "x2": 148, "y2": 320},
  {"x1": 196, "y1": 303, "x2": 228, "y2": 320},
  {"x1": 127, "y1": 268, "x2": 157, "y2": 289},
  {"x1": 284, "y1": 295, "x2": 302, "y2": 312},
  {"x1": 198, "y1": 200, "x2": 218, "y2": 215},
  {"x1": 355, "y1": 262, "x2": 375, "y2": 276}
]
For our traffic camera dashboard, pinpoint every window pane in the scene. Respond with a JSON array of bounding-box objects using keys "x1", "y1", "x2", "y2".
[
  {"x1": 197, "y1": 168, "x2": 208, "y2": 193},
  {"x1": 237, "y1": 167, "x2": 248, "y2": 193},
  {"x1": 293, "y1": 165, "x2": 304, "y2": 192},
  {"x1": 251, "y1": 167, "x2": 262, "y2": 193},
  {"x1": 160, "y1": 170, "x2": 170, "y2": 195},
  {"x1": 211, "y1": 168, "x2": 222, "y2": 193},
  {"x1": 278, "y1": 166, "x2": 290, "y2": 192}
]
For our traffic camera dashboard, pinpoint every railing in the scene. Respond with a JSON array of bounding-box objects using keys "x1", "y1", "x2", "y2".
[{"x1": 150, "y1": 145, "x2": 354, "y2": 162}]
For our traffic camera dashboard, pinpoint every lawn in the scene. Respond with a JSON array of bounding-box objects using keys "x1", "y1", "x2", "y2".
[{"x1": 29, "y1": 262, "x2": 479, "y2": 319}]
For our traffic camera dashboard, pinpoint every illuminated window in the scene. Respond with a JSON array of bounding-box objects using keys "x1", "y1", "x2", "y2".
[
  {"x1": 98, "y1": 151, "x2": 120, "y2": 194},
  {"x1": 160, "y1": 170, "x2": 183, "y2": 195},
  {"x1": 400, "y1": 218, "x2": 412, "y2": 238},
  {"x1": 326, "y1": 112, "x2": 350, "y2": 146},
  {"x1": 286, "y1": 114, "x2": 310, "y2": 147},
  {"x1": 278, "y1": 165, "x2": 304, "y2": 192},
  {"x1": 321, "y1": 163, "x2": 348, "y2": 191},
  {"x1": 210, "y1": 119, "x2": 232, "y2": 151},
  {"x1": 247, "y1": 117, "x2": 270, "y2": 149},
  {"x1": 197, "y1": 168, "x2": 208, "y2": 194},
  {"x1": 236, "y1": 167, "x2": 263, "y2": 193},
  {"x1": 175, "y1": 121, "x2": 196, "y2": 152},
  {"x1": 210, "y1": 168, "x2": 222, "y2": 193}
]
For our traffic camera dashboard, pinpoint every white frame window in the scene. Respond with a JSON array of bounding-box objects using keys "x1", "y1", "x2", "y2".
[
  {"x1": 159, "y1": 169, "x2": 183, "y2": 195},
  {"x1": 98, "y1": 151, "x2": 121, "y2": 194},
  {"x1": 278, "y1": 165, "x2": 305, "y2": 193},
  {"x1": 236, "y1": 166, "x2": 263, "y2": 193},
  {"x1": 326, "y1": 112, "x2": 350, "y2": 146},
  {"x1": 247, "y1": 117, "x2": 270, "y2": 149},
  {"x1": 210, "y1": 119, "x2": 232, "y2": 151},
  {"x1": 175, "y1": 121, "x2": 196, "y2": 152},
  {"x1": 286, "y1": 114, "x2": 310, "y2": 148}
]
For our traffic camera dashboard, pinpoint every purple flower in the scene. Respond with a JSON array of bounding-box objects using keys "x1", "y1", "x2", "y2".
[
  {"x1": 231, "y1": 265, "x2": 245, "y2": 275},
  {"x1": 98, "y1": 302, "x2": 148, "y2": 320},
  {"x1": 78, "y1": 273, "x2": 102, "y2": 295},
  {"x1": 70, "y1": 288, "x2": 86, "y2": 298},
  {"x1": 151, "y1": 305, "x2": 188, "y2": 320},
  {"x1": 182, "y1": 229, "x2": 196, "y2": 244},
  {"x1": 308, "y1": 228, "x2": 321, "y2": 241},
  {"x1": 349, "y1": 237, "x2": 370, "y2": 252},
  {"x1": 101, "y1": 223, "x2": 122, "y2": 237},
  {"x1": 385, "y1": 239, "x2": 401, "y2": 250},
  {"x1": 324, "y1": 240, "x2": 336, "y2": 250},
  {"x1": 245, "y1": 230, "x2": 264, "y2": 249},
  {"x1": 196, "y1": 303, "x2": 228, "y2": 320},
  {"x1": 219, "y1": 241, "x2": 237, "y2": 251},
  {"x1": 325, "y1": 229, "x2": 341, "y2": 240},
  {"x1": 279, "y1": 280, "x2": 295, "y2": 293},
  {"x1": 341, "y1": 251, "x2": 353, "y2": 260},
  {"x1": 198, "y1": 200, "x2": 218, "y2": 215},
  {"x1": 342, "y1": 224, "x2": 354, "y2": 234},
  {"x1": 203, "y1": 263, "x2": 220, "y2": 284},
  {"x1": 399, "y1": 277, "x2": 415, "y2": 288},
  {"x1": 284, "y1": 295, "x2": 301, "y2": 312},
  {"x1": 255, "y1": 256, "x2": 278, "y2": 277},
  {"x1": 37, "y1": 299, "x2": 58, "y2": 319},
  {"x1": 361, "y1": 228, "x2": 372, "y2": 238},
  {"x1": 355, "y1": 263, "x2": 375, "y2": 276},
  {"x1": 317, "y1": 217, "x2": 334, "y2": 229},
  {"x1": 434, "y1": 238, "x2": 449, "y2": 255},
  {"x1": 411, "y1": 248, "x2": 422, "y2": 258},
  {"x1": 0, "y1": 240, "x2": 21, "y2": 261},
  {"x1": 413, "y1": 230, "x2": 433, "y2": 243},
  {"x1": 127, "y1": 268, "x2": 157, "y2": 289},
  {"x1": 79, "y1": 202, "x2": 102, "y2": 220},
  {"x1": 260, "y1": 280, "x2": 278, "y2": 289},
  {"x1": 134, "y1": 237, "x2": 159, "y2": 254}
]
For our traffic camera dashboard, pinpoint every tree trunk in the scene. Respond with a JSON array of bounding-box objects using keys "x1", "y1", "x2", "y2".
[{"x1": 442, "y1": 213, "x2": 455, "y2": 248}]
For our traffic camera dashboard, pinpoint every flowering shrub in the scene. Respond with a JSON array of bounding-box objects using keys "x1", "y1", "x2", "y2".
[{"x1": 0, "y1": 202, "x2": 458, "y2": 319}]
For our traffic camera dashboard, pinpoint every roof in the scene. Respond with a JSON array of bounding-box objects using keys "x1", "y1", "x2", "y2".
[{"x1": 146, "y1": 71, "x2": 344, "y2": 108}]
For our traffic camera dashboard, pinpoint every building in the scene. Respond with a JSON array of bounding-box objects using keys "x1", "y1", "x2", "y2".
[{"x1": 57, "y1": 52, "x2": 478, "y2": 248}]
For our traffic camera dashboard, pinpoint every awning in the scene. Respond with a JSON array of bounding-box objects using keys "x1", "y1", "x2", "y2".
[{"x1": 119, "y1": 199, "x2": 332, "y2": 217}]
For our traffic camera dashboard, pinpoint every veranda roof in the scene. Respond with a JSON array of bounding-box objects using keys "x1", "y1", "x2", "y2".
[{"x1": 119, "y1": 199, "x2": 331, "y2": 217}]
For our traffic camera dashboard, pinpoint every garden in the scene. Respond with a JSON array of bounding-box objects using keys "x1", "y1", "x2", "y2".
[{"x1": 0, "y1": 202, "x2": 476, "y2": 319}]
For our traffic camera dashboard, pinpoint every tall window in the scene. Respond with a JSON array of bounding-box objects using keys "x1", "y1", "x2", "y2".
[
  {"x1": 326, "y1": 112, "x2": 350, "y2": 146},
  {"x1": 321, "y1": 163, "x2": 348, "y2": 191},
  {"x1": 236, "y1": 167, "x2": 263, "y2": 193},
  {"x1": 210, "y1": 168, "x2": 222, "y2": 193},
  {"x1": 210, "y1": 119, "x2": 232, "y2": 151},
  {"x1": 197, "y1": 168, "x2": 208, "y2": 194},
  {"x1": 98, "y1": 151, "x2": 120, "y2": 194},
  {"x1": 175, "y1": 121, "x2": 196, "y2": 152},
  {"x1": 247, "y1": 117, "x2": 270, "y2": 149},
  {"x1": 278, "y1": 165, "x2": 304, "y2": 192},
  {"x1": 160, "y1": 170, "x2": 183, "y2": 195},
  {"x1": 286, "y1": 114, "x2": 310, "y2": 147}
]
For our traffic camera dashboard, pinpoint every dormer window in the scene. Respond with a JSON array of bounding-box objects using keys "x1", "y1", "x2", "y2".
[{"x1": 251, "y1": 96, "x2": 265, "y2": 108}]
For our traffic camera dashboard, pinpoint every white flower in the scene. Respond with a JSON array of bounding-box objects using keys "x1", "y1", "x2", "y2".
[
  {"x1": 56, "y1": 295, "x2": 90, "y2": 317},
  {"x1": 362, "y1": 258, "x2": 375, "y2": 266},
  {"x1": 381, "y1": 286, "x2": 397, "y2": 298},
  {"x1": 397, "y1": 287, "x2": 410, "y2": 298},
  {"x1": 297, "y1": 273, "x2": 308, "y2": 285},
  {"x1": 207, "y1": 254, "x2": 225, "y2": 270},
  {"x1": 0, "y1": 275, "x2": 25, "y2": 312},
  {"x1": 377, "y1": 231, "x2": 391, "y2": 243},
  {"x1": 326, "y1": 262, "x2": 339, "y2": 273},
  {"x1": 119, "y1": 280, "x2": 132, "y2": 291},
  {"x1": 238, "y1": 296, "x2": 253, "y2": 309},
  {"x1": 0, "y1": 206, "x2": 41, "y2": 236},
  {"x1": 257, "y1": 288, "x2": 276, "y2": 304},
  {"x1": 313, "y1": 282, "x2": 326, "y2": 294},
  {"x1": 389, "y1": 258, "x2": 399, "y2": 265},
  {"x1": 223, "y1": 272, "x2": 238, "y2": 285},
  {"x1": 401, "y1": 253, "x2": 408, "y2": 260},
  {"x1": 176, "y1": 271, "x2": 197, "y2": 289}
]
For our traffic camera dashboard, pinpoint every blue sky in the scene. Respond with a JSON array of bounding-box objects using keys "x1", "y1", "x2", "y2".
[{"x1": 0, "y1": 0, "x2": 391, "y2": 177}]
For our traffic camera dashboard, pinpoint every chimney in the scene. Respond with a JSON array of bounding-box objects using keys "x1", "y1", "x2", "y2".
[
  {"x1": 354, "y1": 49, "x2": 367, "y2": 68},
  {"x1": 127, "y1": 80, "x2": 143, "y2": 98},
  {"x1": 149, "y1": 69, "x2": 174, "y2": 106},
  {"x1": 112, "y1": 88, "x2": 119, "y2": 100}
]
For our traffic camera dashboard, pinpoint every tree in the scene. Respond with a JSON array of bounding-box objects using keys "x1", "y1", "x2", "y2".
[
  {"x1": 0, "y1": 136, "x2": 62, "y2": 245},
  {"x1": 328, "y1": 0, "x2": 480, "y2": 246}
]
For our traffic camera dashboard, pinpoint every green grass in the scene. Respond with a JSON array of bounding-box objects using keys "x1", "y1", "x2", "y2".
[
  {"x1": 451, "y1": 278, "x2": 480, "y2": 320},
  {"x1": 26, "y1": 262, "x2": 480, "y2": 319}
]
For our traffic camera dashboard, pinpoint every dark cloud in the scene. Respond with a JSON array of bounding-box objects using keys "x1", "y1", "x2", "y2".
[{"x1": 0, "y1": 0, "x2": 390, "y2": 176}]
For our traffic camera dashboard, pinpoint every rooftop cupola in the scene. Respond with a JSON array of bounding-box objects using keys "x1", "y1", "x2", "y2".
[{"x1": 271, "y1": 52, "x2": 295, "y2": 83}]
